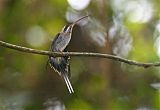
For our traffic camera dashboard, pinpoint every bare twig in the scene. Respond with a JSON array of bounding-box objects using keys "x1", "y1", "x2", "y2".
[{"x1": 0, "y1": 40, "x2": 160, "y2": 68}]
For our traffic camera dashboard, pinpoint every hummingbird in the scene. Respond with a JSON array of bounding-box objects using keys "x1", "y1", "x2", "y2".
[{"x1": 48, "y1": 15, "x2": 89, "y2": 93}]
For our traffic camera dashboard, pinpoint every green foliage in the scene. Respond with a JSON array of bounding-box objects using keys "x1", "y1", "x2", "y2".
[{"x1": 0, "y1": 0, "x2": 159, "y2": 110}]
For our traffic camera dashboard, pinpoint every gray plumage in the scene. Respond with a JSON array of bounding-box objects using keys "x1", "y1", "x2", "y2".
[
  {"x1": 48, "y1": 15, "x2": 89, "y2": 93},
  {"x1": 49, "y1": 30, "x2": 73, "y2": 93}
]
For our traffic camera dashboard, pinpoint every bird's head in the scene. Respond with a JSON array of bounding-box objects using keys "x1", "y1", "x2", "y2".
[{"x1": 61, "y1": 15, "x2": 89, "y2": 33}]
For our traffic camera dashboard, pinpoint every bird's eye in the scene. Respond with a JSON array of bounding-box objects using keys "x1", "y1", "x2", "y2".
[{"x1": 62, "y1": 25, "x2": 69, "y2": 32}]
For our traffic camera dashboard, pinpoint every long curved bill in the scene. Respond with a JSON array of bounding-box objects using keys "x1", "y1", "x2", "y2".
[
  {"x1": 71, "y1": 15, "x2": 89, "y2": 26},
  {"x1": 65, "y1": 15, "x2": 89, "y2": 33}
]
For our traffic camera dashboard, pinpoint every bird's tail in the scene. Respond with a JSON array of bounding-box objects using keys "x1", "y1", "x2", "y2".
[{"x1": 62, "y1": 74, "x2": 74, "y2": 93}]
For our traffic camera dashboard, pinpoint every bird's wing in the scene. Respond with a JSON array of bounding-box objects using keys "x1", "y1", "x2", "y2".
[
  {"x1": 50, "y1": 32, "x2": 71, "y2": 52},
  {"x1": 50, "y1": 33, "x2": 60, "y2": 51},
  {"x1": 49, "y1": 56, "x2": 70, "y2": 77}
]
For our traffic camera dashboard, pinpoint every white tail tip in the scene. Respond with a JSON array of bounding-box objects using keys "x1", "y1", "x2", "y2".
[{"x1": 63, "y1": 75, "x2": 74, "y2": 94}]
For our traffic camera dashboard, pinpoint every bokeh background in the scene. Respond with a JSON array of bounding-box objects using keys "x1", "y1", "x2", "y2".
[{"x1": 0, "y1": 0, "x2": 160, "y2": 110}]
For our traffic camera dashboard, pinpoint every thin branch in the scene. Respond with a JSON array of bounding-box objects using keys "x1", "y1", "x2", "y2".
[{"x1": 0, "y1": 40, "x2": 160, "y2": 68}]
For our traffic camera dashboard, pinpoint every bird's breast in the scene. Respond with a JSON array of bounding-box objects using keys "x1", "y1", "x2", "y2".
[{"x1": 54, "y1": 33, "x2": 71, "y2": 51}]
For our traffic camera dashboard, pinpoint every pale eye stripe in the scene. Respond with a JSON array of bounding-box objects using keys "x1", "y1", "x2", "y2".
[{"x1": 62, "y1": 25, "x2": 69, "y2": 32}]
